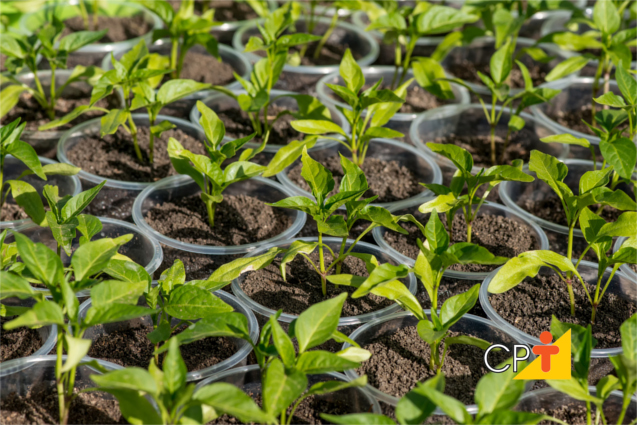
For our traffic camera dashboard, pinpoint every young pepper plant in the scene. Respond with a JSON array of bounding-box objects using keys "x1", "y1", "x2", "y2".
[
  {"x1": 334, "y1": 211, "x2": 506, "y2": 373},
  {"x1": 0, "y1": 21, "x2": 106, "y2": 120},
  {"x1": 168, "y1": 101, "x2": 265, "y2": 227},
  {"x1": 291, "y1": 49, "x2": 406, "y2": 166},
  {"x1": 295, "y1": 0, "x2": 348, "y2": 63},
  {"x1": 418, "y1": 143, "x2": 534, "y2": 243},
  {"x1": 0, "y1": 232, "x2": 154, "y2": 425}
]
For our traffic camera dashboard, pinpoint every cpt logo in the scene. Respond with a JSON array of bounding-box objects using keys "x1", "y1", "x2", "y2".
[{"x1": 483, "y1": 330, "x2": 571, "y2": 380}]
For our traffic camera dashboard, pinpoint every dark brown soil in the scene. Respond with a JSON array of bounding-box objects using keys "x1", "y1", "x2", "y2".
[
  {"x1": 0, "y1": 317, "x2": 43, "y2": 362},
  {"x1": 145, "y1": 194, "x2": 293, "y2": 246},
  {"x1": 218, "y1": 105, "x2": 301, "y2": 146},
  {"x1": 87, "y1": 323, "x2": 236, "y2": 372},
  {"x1": 288, "y1": 155, "x2": 423, "y2": 203},
  {"x1": 0, "y1": 386, "x2": 125, "y2": 425},
  {"x1": 240, "y1": 250, "x2": 396, "y2": 317},
  {"x1": 521, "y1": 195, "x2": 624, "y2": 228},
  {"x1": 165, "y1": 51, "x2": 235, "y2": 86},
  {"x1": 489, "y1": 273, "x2": 636, "y2": 349},
  {"x1": 154, "y1": 245, "x2": 241, "y2": 281},
  {"x1": 0, "y1": 54, "x2": 7, "y2": 71},
  {"x1": 530, "y1": 400, "x2": 636, "y2": 425},
  {"x1": 374, "y1": 43, "x2": 438, "y2": 66},
  {"x1": 67, "y1": 126, "x2": 205, "y2": 182},
  {"x1": 273, "y1": 72, "x2": 323, "y2": 95},
  {"x1": 207, "y1": 0, "x2": 262, "y2": 22},
  {"x1": 63, "y1": 15, "x2": 150, "y2": 44},
  {"x1": 357, "y1": 326, "x2": 510, "y2": 404},
  {"x1": 385, "y1": 211, "x2": 538, "y2": 273},
  {"x1": 0, "y1": 204, "x2": 30, "y2": 222},
  {"x1": 417, "y1": 277, "x2": 486, "y2": 318}
]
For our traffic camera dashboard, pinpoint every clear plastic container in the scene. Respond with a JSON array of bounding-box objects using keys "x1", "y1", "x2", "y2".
[
  {"x1": 231, "y1": 237, "x2": 417, "y2": 329},
  {"x1": 276, "y1": 138, "x2": 443, "y2": 211},
  {"x1": 191, "y1": 89, "x2": 348, "y2": 154},
  {"x1": 499, "y1": 159, "x2": 635, "y2": 257},
  {"x1": 372, "y1": 197, "x2": 549, "y2": 280},
  {"x1": 0, "y1": 155, "x2": 82, "y2": 230},
  {"x1": 480, "y1": 260, "x2": 636, "y2": 358},
  {"x1": 614, "y1": 237, "x2": 636, "y2": 283},
  {"x1": 57, "y1": 114, "x2": 205, "y2": 221},
  {"x1": 410, "y1": 104, "x2": 569, "y2": 186},
  {"x1": 315, "y1": 66, "x2": 470, "y2": 144},
  {"x1": 5, "y1": 217, "x2": 163, "y2": 298},
  {"x1": 4, "y1": 70, "x2": 124, "y2": 159},
  {"x1": 195, "y1": 364, "x2": 382, "y2": 415},
  {"x1": 0, "y1": 297, "x2": 57, "y2": 361},
  {"x1": 342, "y1": 310, "x2": 536, "y2": 409},
  {"x1": 515, "y1": 387, "x2": 637, "y2": 424},
  {"x1": 132, "y1": 176, "x2": 306, "y2": 255},
  {"x1": 78, "y1": 289, "x2": 259, "y2": 382},
  {"x1": 20, "y1": 2, "x2": 162, "y2": 68},
  {"x1": 441, "y1": 37, "x2": 577, "y2": 98}
]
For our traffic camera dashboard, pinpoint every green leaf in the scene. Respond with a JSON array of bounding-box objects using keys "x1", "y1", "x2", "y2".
[
  {"x1": 76, "y1": 214, "x2": 102, "y2": 244},
  {"x1": 440, "y1": 284, "x2": 480, "y2": 329},
  {"x1": 0, "y1": 86, "x2": 28, "y2": 119},
  {"x1": 12, "y1": 232, "x2": 63, "y2": 287},
  {"x1": 72, "y1": 235, "x2": 133, "y2": 281},
  {"x1": 167, "y1": 312, "x2": 251, "y2": 348},
  {"x1": 262, "y1": 137, "x2": 317, "y2": 178},
  {"x1": 59, "y1": 29, "x2": 107, "y2": 53},
  {"x1": 424, "y1": 210, "x2": 449, "y2": 255},
  {"x1": 594, "y1": 92, "x2": 626, "y2": 108},
  {"x1": 541, "y1": 133, "x2": 591, "y2": 148},
  {"x1": 546, "y1": 378, "x2": 601, "y2": 403},
  {"x1": 490, "y1": 38, "x2": 512, "y2": 84},
  {"x1": 194, "y1": 383, "x2": 274, "y2": 424},
  {"x1": 320, "y1": 414, "x2": 395, "y2": 425},
  {"x1": 372, "y1": 280, "x2": 424, "y2": 320},
  {"x1": 395, "y1": 373, "x2": 445, "y2": 425},
  {"x1": 317, "y1": 215, "x2": 349, "y2": 237},
  {"x1": 546, "y1": 56, "x2": 590, "y2": 82},
  {"x1": 306, "y1": 376, "x2": 367, "y2": 398},
  {"x1": 508, "y1": 115, "x2": 525, "y2": 132},
  {"x1": 617, "y1": 65, "x2": 637, "y2": 105},
  {"x1": 207, "y1": 247, "x2": 283, "y2": 283},
  {"x1": 268, "y1": 196, "x2": 319, "y2": 216},
  {"x1": 475, "y1": 358, "x2": 526, "y2": 415},
  {"x1": 0, "y1": 271, "x2": 36, "y2": 299},
  {"x1": 620, "y1": 313, "x2": 637, "y2": 361},
  {"x1": 478, "y1": 411, "x2": 553, "y2": 425},
  {"x1": 291, "y1": 120, "x2": 346, "y2": 137},
  {"x1": 600, "y1": 138, "x2": 636, "y2": 180},
  {"x1": 416, "y1": 5, "x2": 478, "y2": 35},
  {"x1": 196, "y1": 101, "x2": 225, "y2": 148},
  {"x1": 61, "y1": 180, "x2": 106, "y2": 221},
  {"x1": 340, "y1": 48, "x2": 364, "y2": 93},
  {"x1": 4, "y1": 300, "x2": 65, "y2": 329},
  {"x1": 413, "y1": 58, "x2": 454, "y2": 100},
  {"x1": 270, "y1": 314, "x2": 295, "y2": 368},
  {"x1": 6, "y1": 140, "x2": 45, "y2": 180},
  {"x1": 103, "y1": 259, "x2": 151, "y2": 286},
  {"x1": 7, "y1": 180, "x2": 46, "y2": 226},
  {"x1": 597, "y1": 212, "x2": 636, "y2": 239},
  {"x1": 279, "y1": 240, "x2": 318, "y2": 281},
  {"x1": 295, "y1": 292, "x2": 346, "y2": 353},
  {"x1": 100, "y1": 109, "x2": 129, "y2": 136},
  {"x1": 164, "y1": 286, "x2": 233, "y2": 320},
  {"x1": 336, "y1": 347, "x2": 371, "y2": 363},
  {"x1": 296, "y1": 351, "x2": 360, "y2": 374},
  {"x1": 529, "y1": 150, "x2": 570, "y2": 202},
  {"x1": 300, "y1": 148, "x2": 334, "y2": 205},
  {"x1": 263, "y1": 358, "x2": 307, "y2": 416},
  {"x1": 92, "y1": 367, "x2": 158, "y2": 395},
  {"x1": 413, "y1": 385, "x2": 472, "y2": 424},
  {"x1": 100, "y1": 388, "x2": 163, "y2": 425},
  {"x1": 417, "y1": 320, "x2": 447, "y2": 344},
  {"x1": 596, "y1": 375, "x2": 620, "y2": 402},
  {"x1": 580, "y1": 167, "x2": 614, "y2": 194},
  {"x1": 426, "y1": 143, "x2": 473, "y2": 173},
  {"x1": 83, "y1": 304, "x2": 153, "y2": 327},
  {"x1": 223, "y1": 161, "x2": 266, "y2": 186},
  {"x1": 157, "y1": 79, "x2": 210, "y2": 106},
  {"x1": 351, "y1": 263, "x2": 411, "y2": 298},
  {"x1": 593, "y1": 0, "x2": 620, "y2": 35},
  {"x1": 60, "y1": 335, "x2": 92, "y2": 373},
  {"x1": 90, "y1": 280, "x2": 147, "y2": 308},
  {"x1": 163, "y1": 338, "x2": 187, "y2": 394}
]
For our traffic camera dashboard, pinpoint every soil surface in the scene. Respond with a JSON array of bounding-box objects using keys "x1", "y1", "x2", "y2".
[
  {"x1": 416, "y1": 277, "x2": 486, "y2": 318},
  {"x1": 240, "y1": 250, "x2": 395, "y2": 317},
  {"x1": 67, "y1": 126, "x2": 205, "y2": 182},
  {"x1": 548, "y1": 104, "x2": 629, "y2": 137},
  {"x1": 530, "y1": 401, "x2": 636, "y2": 425},
  {"x1": 63, "y1": 15, "x2": 150, "y2": 44},
  {"x1": 273, "y1": 72, "x2": 323, "y2": 95},
  {"x1": 0, "y1": 204, "x2": 30, "y2": 222},
  {"x1": 0, "y1": 385, "x2": 125, "y2": 425},
  {"x1": 385, "y1": 210, "x2": 538, "y2": 273},
  {"x1": 87, "y1": 323, "x2": 237, "y2": 372},
  {"x1": 218, "y1": 105, "x2": 301, "y2": 146},
  {"x1": 356, "y1": 326, "x2": 510, "y2": 404},
  {"x1": 154, "y1": 245, "x2": 241, "y2": 281},
  {"x1": 489, "y1": 273, "x2": 636, "y2": 349},
  {"x1": 288, "y1": 155, "x2": 423, "y2": 203},
  {"x1": 0, "y1": 317, "x2": 43, "y2": 362},
  {"x1": 206, "y1": 0, "x2": 262, "y2": 21},
  {"x1": 145, "y1": 194, "x2": 293, "y2": 246},
  {"x1": 165, "y1": 51, "x2": 235, "y2": 86}
]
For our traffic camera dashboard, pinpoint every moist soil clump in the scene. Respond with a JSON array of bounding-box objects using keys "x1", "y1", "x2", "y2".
[
  {"x1": 357, "y1": 326, "x2": 510, "y2": 404},
  {"x1": 385, "y1": 211, "x2": 538, "y2": 273},
  {"x1": 0, "y1": 317, "x2": 43, "y2": 362},
  {"x1": 87, "y1": 323, "x2": 237, "y2": 372},
  {"x1": 63, "y1": 15, "x2": 150, "y2": 44},
  {"x1": 145, "y1": 194, "x2": 292, "y2": 246},
  {"x1": 0, "y1": 385, "x2": 125, "y2": 425},
  {"x1": 489, "y1": 273, "x2": 636, "y2": 349},
  {"x1": 67, "y1": 126, "x2": 205, "y2": 182},
  {"x1": 288, "y1": 155, "x2": 422, "y2": 203},
  {"x1": 240, "y1": 251, "x2": 395, "y2": 317},
  {"x1": 218, "y1": 105, "x2": 301, "y2": 146}
]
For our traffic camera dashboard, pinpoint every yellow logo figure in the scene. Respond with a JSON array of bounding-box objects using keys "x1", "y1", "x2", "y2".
[{"x1": 515, "y1": 330, "x2": 571, "y2": 380}]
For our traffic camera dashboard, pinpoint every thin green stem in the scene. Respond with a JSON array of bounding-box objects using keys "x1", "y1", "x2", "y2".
[
  {"x1": 0, "y1": 153, "x2": 5, "y2": 211},
  {"x1": 170, "y1": 38, "x2": 179, "y2": 79},
  {"x1": 127, "y1": 114, "x2": 143, "y2": 163},
  {"x1": 78, "y1": 0, "x2": 89, "y2": 30},
  {"x1": 390, "y1": 43, "x2": 401, "y2": 90},
  {"x1": 490, "y1": 96, "x2": 497, "y2": 165},
  {"x1": 318, "y1": 232, "x2": 326, "y2": 296},
  {"x1": 313, "y1": 13, "x2": 338, "y2": 60},
  {"x1": 206, "y1": 199, "x2": 216, "y2": 228},
  {"x1": 50, "y1": 65, "x2": 56, "y2": 116},
  {"x1": 398, "y1": 38, "x2": 416, "y2": 87},
  {"x1": 56, "y1": 332, "x2": 66, "y2": 424},
  {"x1": 617, "y1": 395, "x2": 631, "y2": 425}
]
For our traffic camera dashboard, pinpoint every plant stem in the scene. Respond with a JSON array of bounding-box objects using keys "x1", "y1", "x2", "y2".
[
  {"x1": 318, "y1": 232, "x2": 326, "y2": 296},
  {"x1": 56, "y1": 333, "x2": 65, "y2": 424},
  {"x1": 586, "y1": 401, "x2": 592, "y2": 425},
  {"x1": 50, "y1": 65, "x2": 57, "y2": 118},
  {"x1": 171, "y1": 39, "x2": 179, "y2": 79},
  {"x1": 335, "y1": 236, "x2": 346, "y2": 274},
  {"x1": 466, "y1": 221, "x2": 472, "y2": 243},
  {"x1": 567, "y1": 279, "x2": 576, "y2": 316},
  {"x1": 313, "y1": 13, "x2": 338, "y2": 60},
  {"x1": 591, "y1": 61, "x2": 604, "y2": 127},
  {"x1": 78, "y1": 0, "x2": 89, "y2": 30},
  {"x1": 0, "y1": 153, "x2": 5, "y2": 211},
  {"x1": 127, "y1": 114, "x2": 144, "y2": 163},
  {"x1": 617, "y1": 396, "x2": 631, "y2": 425},
  {"x1": 398, "y1": 38, "x2": 416, "y2": 87},
  {"x1": 92, "y1": 0, "x2": 99, "y2": 31},
  {"x1": 206, "y1": 199, "x2": 216, "y2": 228},
  {"x1": 490, "y1": 97, "x2": 497, "y2": 165},
  {"x1": 390, "y1": 44, "x2": 401, "y2": 90}
]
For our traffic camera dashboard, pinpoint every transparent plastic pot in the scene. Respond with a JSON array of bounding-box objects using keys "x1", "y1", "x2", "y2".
[
  {"x1": 0, "y1": 155, "x2": 81, "y2": 230},
  {"x1": 233, "y1": 16, "x2": 379, "y2": 71},
  {"x1": 480, "y1": 260, "x2": 637, "y2": 358},
  {"x1": 231, "y1": 237, "x2": 417, "y2": 328},
  {"x1": 372, "y1": 197, "x2": 549, "y2": 280},
  {"x1": 499, "y1": 159, "x2": 635, "y2": 257},
  {"x1": 20, "y1": 2, "x2": 162, "y2": 68},
  {"x1": 342, "y1": 310, "x2": 536, "y2": 409},
  {"x1": 0, "y1": 297, "x2": 57, "y2": 362},
  {"x1": 209, "y1": 0, "x2": 278, "y2": 45},
  {"x1": 57, "y1": 114, "x2": 205, "y2": 221},
  {"x1": 515, "y1": 387, "x2": 637, "y2": 424},
  {"x1": 191, "y1": 89, "x2": 349, "y2": 154},
  {"x1": 441, "y1": 37, "x2": 577, "y2": 98},
  {"x1": 410, "y1": 104, "x2": 569, "y2": 186},
  {"x1": 614, "y1": 237, "x2": 637, "y2": 283},
  {"x1": 315, "y1": 66, "x2": 470, "y2": 144},
  {"x1": 132, "y1": 176, "x2": 306, "y2": 255},
  {"x1": 78, "y1": 289, "x2": 259, "y2": 382},
  {"x1": 2, "y1": 70, "x2": 124, "y2": 159},
  {"x1": 531, "y1": 77, "x2": 629, "y2": 158},
  {"x1": 195, "y1": 365, "x2": 382, "y2": 415},
  {"x1": 5, "y1": 217, "x2": 163, "y2": 298},
  {"x1": 276, "y1": 138, "x2": 442, "y2": 210}
]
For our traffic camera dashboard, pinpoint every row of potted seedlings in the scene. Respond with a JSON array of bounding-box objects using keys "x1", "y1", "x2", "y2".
[{"x1": 1, "y1": 0, "x2": 636, "y2": 424}]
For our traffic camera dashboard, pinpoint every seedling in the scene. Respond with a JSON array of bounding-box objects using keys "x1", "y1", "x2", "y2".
[
  {"x1": 418, "y1": 143, "x2": 534, "y2": 243},
  {"x1": 168, "y1": 102, "x2": 265, "y2": 227},
  {"x1": 0, "y1": 232, "x2": 154, "y2": 425},
  {"x1": 548, "y1": 314, "x2": 637, "y2": 425},
  {"x1": 0, "y1": 118, "x2": 80, "y2": 224},
  {"x1": 291, "y1": 50, "x2": 406, "y2": 166},
  {"x1": 136, "y1": 0, "x2": 221, "y2": 80},
  {"x1": 0, "y1": 21, "x2": 105, "y2": 121},
  {"x1": 76, "y1": 0, "x2": 100, "y2": 31},
  {"x1": 43, "y1": 40, "x2": 211, "y2": 164},
  {"x1": 334, "y1": 211, "x2": 506, "y2": 372},
  {"x1": 296, "y1": 0, "x2": 346, "y2": 62}
]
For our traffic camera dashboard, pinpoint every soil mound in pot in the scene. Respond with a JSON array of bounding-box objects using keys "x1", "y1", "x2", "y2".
[
  {"x1": 218, "y1": 105, "x2": 301, "y2": 146},
  {"x1": 63, "y1": 15, "x2": 150, "y2": 44},
  {"x1": 0, "y1": 317, "x2": 43, "y2": 362}
]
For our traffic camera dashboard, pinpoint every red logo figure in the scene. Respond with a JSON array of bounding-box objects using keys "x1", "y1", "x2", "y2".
[{"x1": 533, "y1": 331, "x2": 560, "y2": 372}]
